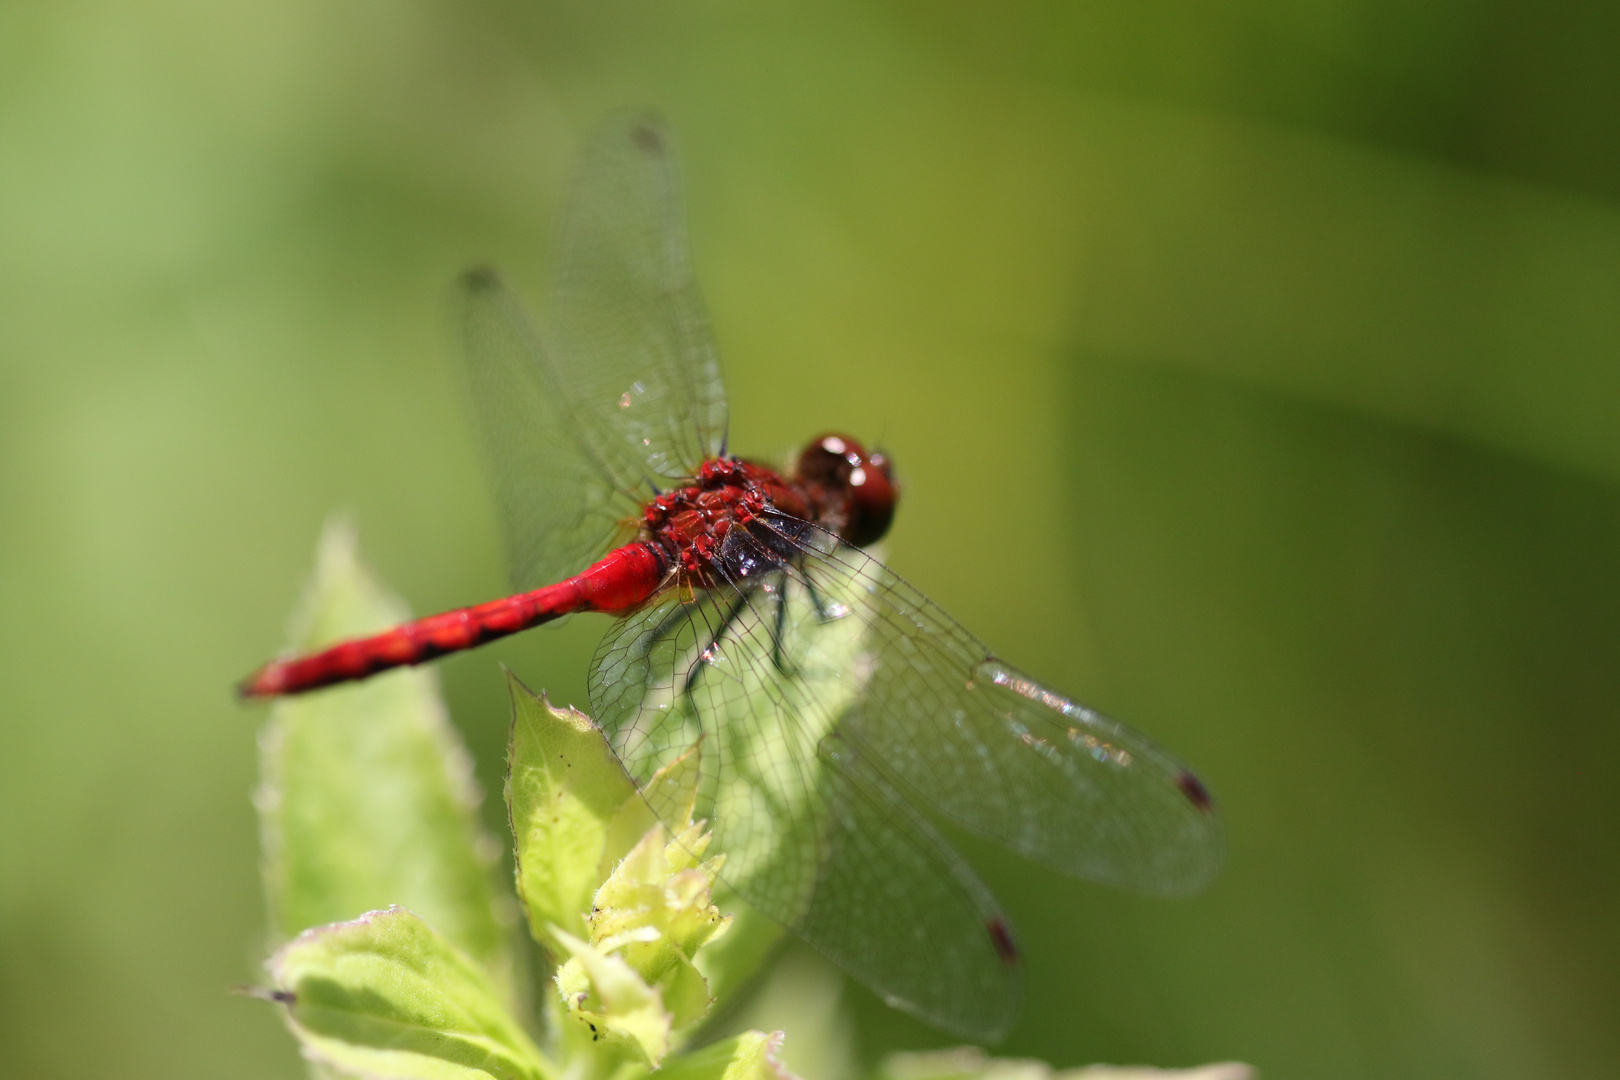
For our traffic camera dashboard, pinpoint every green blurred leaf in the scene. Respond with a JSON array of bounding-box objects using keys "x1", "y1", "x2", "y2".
[
  {"x1": 258, "y1": 521, "x2": 514, "y2": 996},
  {"x1": 654, "y1": 1031, "x2": 795, "y2": 1080},
  {"x1": 715, "y1": 948, "x2": 850, "y2": 1080},
  {"x1": 877, "y1": 1049, "x2": 1254, "y2": 1080},
  {"x1": 504, "y1": 673, "x2": 637, "y2": 945},
  {"x1": 268, "y1": 906, "x2": 547, "y2": 1080}
]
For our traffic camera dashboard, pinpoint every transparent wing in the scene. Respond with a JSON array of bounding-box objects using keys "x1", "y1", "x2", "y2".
[
  {"x1": 456, "y1": 270, "x2": 643, "y2": 591},
  {"x1": 589, "y1": 547, "x2": 1019, "y2": 1040},
  {"x1": 772, "y1": 514, "x2": 1224, "y2": 896},
  {"x1": 455, "y1": 111, "x2": 727, "y2": 590},
  {"x1": 804, "y1": 733, "x2": 1021, "y2": 1039},
  {"x1": 547, "y1": 111, "x2": 728, "y2": 492}
]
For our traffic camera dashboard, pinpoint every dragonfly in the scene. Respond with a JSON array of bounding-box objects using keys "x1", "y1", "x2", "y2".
[{"x1": 241, "y1": 113, "x2": 1222, "y2": 1041}]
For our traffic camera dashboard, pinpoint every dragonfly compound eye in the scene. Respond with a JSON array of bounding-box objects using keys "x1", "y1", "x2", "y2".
[{"x1": 797, "y1": 433, "x2": 898, "y2": 548}]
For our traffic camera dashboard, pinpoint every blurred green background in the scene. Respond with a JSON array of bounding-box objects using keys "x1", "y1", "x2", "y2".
[{"x1": 3, "y1": 1, "x2": 1618, "y2": 1077}]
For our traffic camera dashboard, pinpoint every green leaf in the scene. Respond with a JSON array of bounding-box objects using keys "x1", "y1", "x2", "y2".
[
  {"x1": 502, "y1": 677, "x2": 764, "y2": 1032},
  {"x1": 258, "y1": 521, "x2": 514, "y2": 998},
  {"x1": 601, "y1": 742, "x2": 702, "y2": 879},
  {"x1": 504, "y1": 673, "x2": 637, "y2": 945},
  {"x1": 268, "y1": 906, "x2": 547, "y2": 1080},
  {"x1": 877, "y1": 1049, "x2": 1255, "y2": 1080},
  {"x1": 655, "y1": 1031, "x2": 795, "y2": 1080},
  {"x1": 587, "y1": 822, "x2": 730, "y2": 1029},
  {"x1": 551, "y1": 927, "x2": 672, "y2": 1066},
  {"x1": 691, "y1": 897, "x2": 786, "y2": 1011}
]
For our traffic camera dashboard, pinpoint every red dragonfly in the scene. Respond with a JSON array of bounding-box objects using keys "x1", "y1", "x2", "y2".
[{"x1": 242, "y1": 114, "x2": 1221, "y2": 1040}]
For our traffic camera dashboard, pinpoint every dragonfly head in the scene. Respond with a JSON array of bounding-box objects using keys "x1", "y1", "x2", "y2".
[{"x1": 796, "y1": 433, "x2": 897, "y2": 548}]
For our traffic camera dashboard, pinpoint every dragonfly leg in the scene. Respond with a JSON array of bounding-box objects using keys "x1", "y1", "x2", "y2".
[
  {"x1": 679, "y1": 585, "x2": 754, "y2": 700},
  {"x1": 769, "y1": 575, "x2": 796, "y2": 676},
  {"x1": 801, "y1": 567, "x2": 837, "y2": 623}
]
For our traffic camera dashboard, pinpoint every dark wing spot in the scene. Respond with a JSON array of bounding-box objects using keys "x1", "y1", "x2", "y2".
[
  {"x1": 631, "y1": 122, "x2": 663, "y2": 153},
  {"x1": 986, "y1": 916, "x2": 1020, "y2": 966},
  {"x1": 1177, "y1": 770, "x2": 1214, "y2": 814}
]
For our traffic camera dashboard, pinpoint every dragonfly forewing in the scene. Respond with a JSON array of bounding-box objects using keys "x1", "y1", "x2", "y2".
[
  {"x1": 456, "y1": 112, "x2": 727, "y2": 592},
  {"x1": 549, "y1": 111, "x2": 729, "y2": 491},
  {"x1": 457, "y1": 271, "x2": 642, "y2": 591}
]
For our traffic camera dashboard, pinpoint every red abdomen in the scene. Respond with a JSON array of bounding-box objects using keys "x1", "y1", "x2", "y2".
[{"x1": 240, "y1": 542, "x2": 666, "y2": 698}]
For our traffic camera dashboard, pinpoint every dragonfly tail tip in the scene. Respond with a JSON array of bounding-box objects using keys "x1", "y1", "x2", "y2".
[{"x1": 237, "y1": 663, "x2": 282, "y2": 701}]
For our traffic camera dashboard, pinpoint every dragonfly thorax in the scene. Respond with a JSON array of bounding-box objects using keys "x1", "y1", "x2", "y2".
[
  {"x1": 641, "y1": 458, "x2": 804, "y2": 580},
  {"x1": 640, "y1": 434, "x2": 899, "y2": 584}
]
